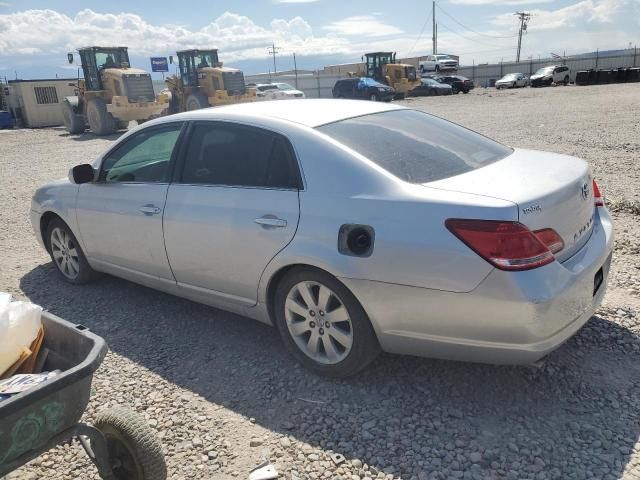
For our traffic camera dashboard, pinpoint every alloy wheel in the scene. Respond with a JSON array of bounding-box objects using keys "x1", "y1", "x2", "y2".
[
  {"x1": 50, "y1": 227, "x2": 80, "y2": 280},
  {"x1": 284, "y1": 281, "x2": 353, "y2": 364}
]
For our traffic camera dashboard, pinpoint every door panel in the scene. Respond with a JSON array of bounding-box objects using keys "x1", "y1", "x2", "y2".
[
  {"x1": 163, "y1": 120, "x2": 302, "y2": 304},
  {"x1": 163, "y1": 185, "x2": 299, "y2": 303},
  {"x1": 77, "y1": 183, "x2": 173, "y2": 279},
  {"x1": 75, "y1": 122, "x2": 183, "y2": 281}
]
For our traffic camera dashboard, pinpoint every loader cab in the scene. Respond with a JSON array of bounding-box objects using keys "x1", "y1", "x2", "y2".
[
  {"x1": 177, "y1": 49, "x2": 221, "y2": 87},
  {"x1": 77, "y1": 47, "x2": 130, "y2": 91},
  {"x1": 364, "y1": 52, "x2": 396, "y2": 82}
]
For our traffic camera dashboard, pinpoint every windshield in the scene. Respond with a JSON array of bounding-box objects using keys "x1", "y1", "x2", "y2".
[
  {"x1": 317, "y1": 110, "x2": 512, "y2": 184},
  {"x1": 257, "y1": 85, "x2": 278, "y2": 91},
  {"x1": 436, "y1": 55, "x2": 450, "y2": 60},
  {"x1": 359, "y1": 77, "x2": 385, "y2": 88},
  {"x1": 276, "y1": 83, "x2": 295, "y2": 90},
  {"x1": 535, "y1": 67, "x2": 554, "y2": 75},
  {"x1": 502, "y1": 74, "x2": 517, "y2": 79},
  {"x1": 193, "y1": 51, "x2": 219, "y2": 68},
  {"x1": 95, "y1": 50, "x2": 129, "y2": 70}
]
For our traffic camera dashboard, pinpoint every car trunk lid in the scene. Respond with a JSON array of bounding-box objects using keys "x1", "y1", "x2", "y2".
[{"x1": 425, "y1": 148, "x2": 595, "y2": 263}]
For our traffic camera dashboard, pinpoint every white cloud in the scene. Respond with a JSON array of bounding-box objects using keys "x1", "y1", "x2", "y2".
[
  {"x1": 0, "y1": 2, "x2": 10, "y2": 7},
  {"x1": 0, "y1": 9, "x2": 338, "y2": 60},
  {"x1": 323, "y1": 15, "x2": 403, "y2": 37},
  {"x1": 450, "y1": 0, "x2": 553, "y2": 4},
  {"x1": 493, "y1": 0, "x2": 627, "y2": 30}
]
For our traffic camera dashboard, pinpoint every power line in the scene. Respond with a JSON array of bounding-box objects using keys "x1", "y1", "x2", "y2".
[
  {"x1": 437, "y1": 21, "x2": 512, "y2": 49},
  {"x1": 435, "y1": 2, "x2": 518, "y2": 39},
  {"x1": 405, "y1": 8, "x2": 433, "y2": 57}
]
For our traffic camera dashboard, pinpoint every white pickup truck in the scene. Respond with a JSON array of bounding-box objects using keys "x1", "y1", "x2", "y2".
[{"x1": 419, "y1": 54, "x2": 458, "y2": 73}]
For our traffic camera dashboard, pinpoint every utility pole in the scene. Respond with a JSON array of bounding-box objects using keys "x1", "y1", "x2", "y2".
[
  {"x1": 432, "y1": 1, "x2": 436, "y2": 55},
  {"x1": 514, "y1": 12, "x2": 531, "y2": 63},
  {"x1": 268, "y1": 42, "x2": 280, "y2": 75},
  {"x1": 293, "y1": 52, "x2": 299, "y2": 89}
]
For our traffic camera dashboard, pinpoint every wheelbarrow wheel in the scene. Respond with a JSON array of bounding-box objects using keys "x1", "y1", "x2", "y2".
[{"x1": 94, "y1": 408, "x2": 166, "y2": 480}]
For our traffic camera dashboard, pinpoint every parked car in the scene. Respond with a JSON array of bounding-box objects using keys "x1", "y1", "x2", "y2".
[
  {"x1": 333, "y1": 77, "x2": 395, "y2": 102},
  {"x1": 495, "y1": 73, "x2": 529, "y2": 89},
  {"x1": 530, "y1": 65, "x2": 571, "y2": 87},
  {"x1": 32, "y1": 99, "x2": 613, "y2": 377},
  {"x1": 254, "y1": 82, "x2": 305, "y2": 99},
  {"x1": 419, "y1": 54, "x2": 458, "y2": 73},
  {"x1": 409, "y1": 77, "x2": 453, "y2": 96},
  {"x1": 0, "y1": 110, "x2": 15, "y2": 129},
  {"x1": 438, "y1": 75, "x2": 474, "y2": 94}
]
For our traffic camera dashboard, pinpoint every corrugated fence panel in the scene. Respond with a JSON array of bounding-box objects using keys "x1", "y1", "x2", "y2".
[
  {"x1": 459, "y1": 49, "x2": 638, "y2": 87},
  {"x1": 245, "y1": 73, "x2": 348, "y2": 98}
]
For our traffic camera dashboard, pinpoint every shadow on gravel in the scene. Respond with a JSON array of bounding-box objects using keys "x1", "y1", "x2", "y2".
[
  {"x1": 20, "y1": 264, "x2": 640, "y2": 479},
  {"x1": 57, "y1": 131, "x2": 125, "y2": 142}
]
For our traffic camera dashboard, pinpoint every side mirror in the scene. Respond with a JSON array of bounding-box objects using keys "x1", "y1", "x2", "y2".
[
  {"x1": 70, "y1": 164, "x2": 95, "y2": 184},
  {"x1": 67, "y1": 53, "x2": 74, "y2": 65}
]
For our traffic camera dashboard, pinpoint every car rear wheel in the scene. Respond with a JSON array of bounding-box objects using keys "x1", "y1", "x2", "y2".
[
  {"x1": 274, "y1": 267, "x2": 380, "y2": 377},
  {"x1": 563, "y1": 75, "x2": 570, "y2": 85},
  {"x1": 46, "y1": 218, "x2": 99, "y2": 284}
]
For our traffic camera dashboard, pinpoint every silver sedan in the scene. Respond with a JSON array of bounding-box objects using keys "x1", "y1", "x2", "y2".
[{"x1": 31, "y1": 99, "x2": 614, "y2": 377}]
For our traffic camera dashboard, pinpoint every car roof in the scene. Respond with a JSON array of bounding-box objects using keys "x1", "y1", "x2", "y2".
[{"x1": 165, "y1": 99, "x2": 403, "y2": 128}]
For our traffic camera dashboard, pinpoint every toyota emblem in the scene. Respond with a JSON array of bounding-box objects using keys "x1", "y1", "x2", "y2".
[{"x1": 580, "y1": 182, "x2": 590, "y2": 200}]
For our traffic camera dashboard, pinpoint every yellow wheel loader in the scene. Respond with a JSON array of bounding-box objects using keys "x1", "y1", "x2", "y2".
[
  {"x1": 352, "y1": 52, "x2": 421, "y2": 99},
  {"x1": 164, "y1": 49, "x2": 255, "y2": 113},
  {"x1": 62, "y1": 47, "x2": 169, "y2": 135}
]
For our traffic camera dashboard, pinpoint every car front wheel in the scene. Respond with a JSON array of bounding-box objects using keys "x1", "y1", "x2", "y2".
[
  {"x1": 46, "y1": 218, "x2": 99, "y2": 284},
  {"x1": 274, "y1": 267, "x2": 380, "y2": 377}
]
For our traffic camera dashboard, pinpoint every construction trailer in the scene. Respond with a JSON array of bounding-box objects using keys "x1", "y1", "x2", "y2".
[{"x1": 5, "y1": 79, "x2": 77, "y2": 128}]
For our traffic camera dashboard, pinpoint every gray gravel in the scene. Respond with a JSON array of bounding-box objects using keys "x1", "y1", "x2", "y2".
[{"x1": 1, "y1": 83, "x2": 639, "y2": 479}]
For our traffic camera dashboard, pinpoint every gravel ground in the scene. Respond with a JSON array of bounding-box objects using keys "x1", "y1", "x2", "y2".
[{"x1": 1, "y1": 83, "x2": 639, "y2": 480}]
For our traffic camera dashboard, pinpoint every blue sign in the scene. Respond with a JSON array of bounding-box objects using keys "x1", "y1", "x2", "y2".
[{"x1": 150, "y1": 57, "x2": 169, "y2": 72}]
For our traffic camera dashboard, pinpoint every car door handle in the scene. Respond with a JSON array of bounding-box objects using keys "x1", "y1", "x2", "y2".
[
  {"x1": 254, "y1": 216, "x2": 287, "y2": 228},
  {"x1": 139, "y1": 204, "x2": 162, "y2": 215}
]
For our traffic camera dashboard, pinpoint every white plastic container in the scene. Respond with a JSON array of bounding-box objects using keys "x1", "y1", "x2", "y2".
[{"x1": 0, "y1": 293, "x2": 42, "y2": 375}]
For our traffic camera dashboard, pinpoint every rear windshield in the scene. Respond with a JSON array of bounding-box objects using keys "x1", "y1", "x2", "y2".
[{"x1": 316, "y1": 109, "x2": 512, "y2": 183}]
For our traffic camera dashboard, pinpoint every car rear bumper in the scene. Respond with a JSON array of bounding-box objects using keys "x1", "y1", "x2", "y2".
[{"x1": 340, "y1": 207, "x2": 614, "y2": 365}]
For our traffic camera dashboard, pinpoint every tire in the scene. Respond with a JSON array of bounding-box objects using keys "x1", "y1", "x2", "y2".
[
  {"x1": 86, "y1": 97, "x2": 115, "y2": 136},
  {"x1": 369, "y1": 93, "x2": 379, "y2": 101},
  {"x1": 116, "y1": 120, "x2": 129, "y2": 130},
  {"x1": 94, "y1": 408, "x2": 167, "y2": 480},
  {"x1": 185, "y1": 92, "x2": 209, "y2": 111},
  {"x1": 462, "y1": 89, "x2": 469, "y2": 94},
  {"x1": 46, "y1": 218, "x2": 99, "y2": 284},
  {"x1": 62, "y1": 100, "x2": 85, "y2": 134},
  {"x1": 435, "y1": 65, "x2": 440, "y2": 72},
  {"x1": 273, "y1": 267, "x2": 380, "y2": 377},
  {"x1": 563, "y1": 75, "x2": 570, "y2": 85}
]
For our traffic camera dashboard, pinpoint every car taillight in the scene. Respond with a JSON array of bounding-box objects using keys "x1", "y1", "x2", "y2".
[
  {"x1": 593, "y1": 179, "x2": 604, "y2": 207},
  {"x1": 533, "y1": 228, "x2": 564, "y2": 254},
  {"x1": 445, "y1": 219, "x2": 563, "y2": 271}
]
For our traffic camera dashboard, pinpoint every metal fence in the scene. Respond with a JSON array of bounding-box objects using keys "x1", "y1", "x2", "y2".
[
  {"x1": 245, "y1": 72, "x2": 348, "y2": 99},
  {"x1": 459, "y1": 48, "x2": 639, "y2": 87}
]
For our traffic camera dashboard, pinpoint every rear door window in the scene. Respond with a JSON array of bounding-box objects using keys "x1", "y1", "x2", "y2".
[
  {"x1": 317, "y1": 109, "x2": 512, "y2": 184},
  {"x1": 179, "y1": 122, "x2": 301, "y2": 189}
]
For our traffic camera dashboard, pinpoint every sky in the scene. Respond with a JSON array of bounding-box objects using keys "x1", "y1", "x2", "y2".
[{"x1": 0, "y1": 0, "x2": 639, "y2": 80}]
